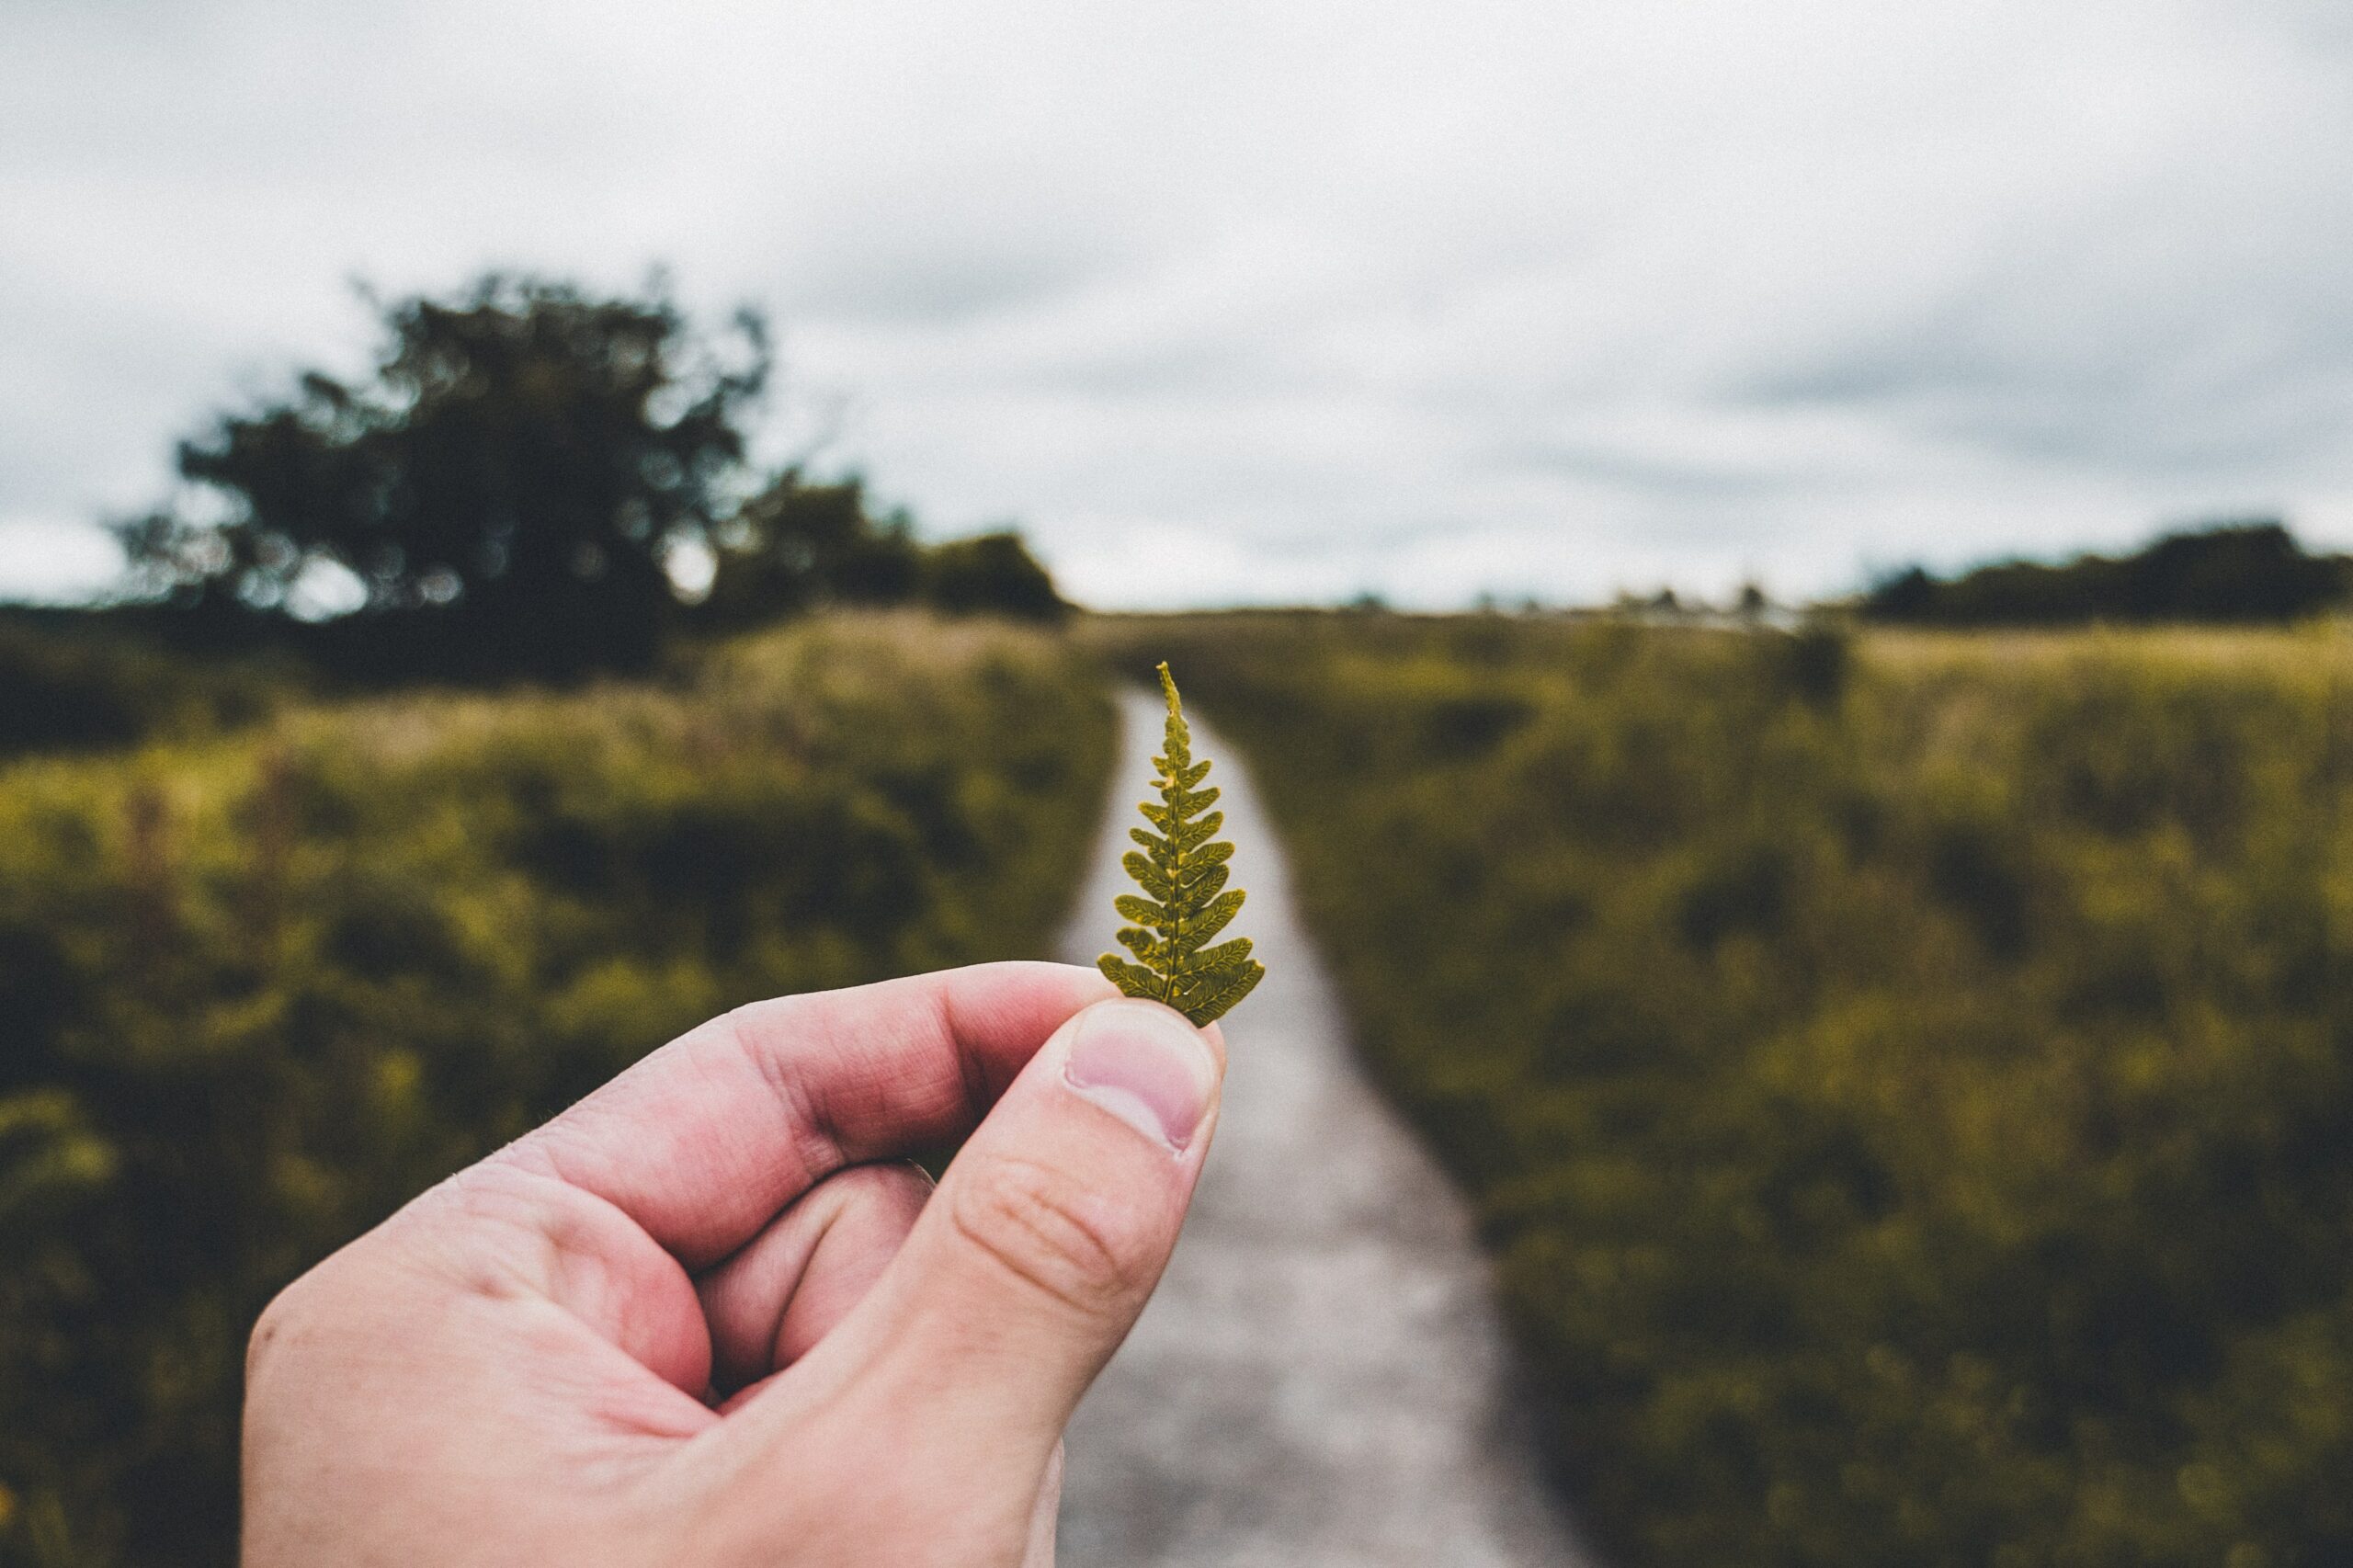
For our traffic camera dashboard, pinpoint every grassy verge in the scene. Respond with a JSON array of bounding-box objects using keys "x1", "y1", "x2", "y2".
[
  {"x1": 0, "y1": 612, "x2": 1115, "y2": 1568},
  {"x1": 1096, "y1": 610, "x2": 2353, "y2": 1568}
]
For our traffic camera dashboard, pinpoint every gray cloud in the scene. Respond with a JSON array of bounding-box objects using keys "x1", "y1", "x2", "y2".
[{"x1": 7, "y1": 0, "x2": 2353, "y2": 608}]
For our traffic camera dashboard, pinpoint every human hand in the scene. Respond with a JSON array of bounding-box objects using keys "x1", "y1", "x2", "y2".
[{"x1": 240, "y1": 963, "x2": 1225, "y2": 1566}]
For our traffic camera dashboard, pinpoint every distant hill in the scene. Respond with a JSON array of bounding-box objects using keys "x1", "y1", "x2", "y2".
[{"x1": 1861, "y1": 520, "x2": 2350, "y2": 625}]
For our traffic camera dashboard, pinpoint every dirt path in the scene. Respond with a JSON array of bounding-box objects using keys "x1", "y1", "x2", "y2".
[{"x1": 1054, "y1": 691, "x2": 1592, "y2": 1566}]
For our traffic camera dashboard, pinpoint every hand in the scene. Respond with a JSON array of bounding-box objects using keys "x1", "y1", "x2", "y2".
[{"x1": 241, "y1": 963, "x2": 1226, "y2": 1566}]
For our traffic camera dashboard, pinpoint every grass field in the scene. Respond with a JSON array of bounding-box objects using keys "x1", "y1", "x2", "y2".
[
  {"x1": 0, "y1": 613, "x2": 1116, "y2": 1568},
  {"x1": 1098, "y1": 611, "x2": 2353, "y2": 1568}
]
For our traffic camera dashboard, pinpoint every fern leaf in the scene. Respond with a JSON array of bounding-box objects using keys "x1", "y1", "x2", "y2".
[
  {"x1": 1113, "y1": 892, "x2": 1166, "y2": 928},
  {"x1": 1180, "y1": 841, "x2": 1234, "y2": 881},
  {"x1": 1176, "y1": 888, "x2": 1245, "y2": 950},
  {"x1": 1097, "y1": 954, "x2": 1160, "y2": 997},
  {"x1": 1179, "y1": 935, "x2": 1254, "y2": 979},
  {"x1": 1175, "y1": 961, "x2": 1264, "y2": 1023},
  {"x1": 1172, "y1": 811, "x2": 1225, "y2": 853},
  {"x1": 1122, "y1": 850, "x2": 1177, "y2": 901},
  {"x1": 1183, "y1": 862, "x2": 1232, "y2": 903},
  {"x1": 1097, "y1": 662, "x2": 1267, "y2": 1027}
]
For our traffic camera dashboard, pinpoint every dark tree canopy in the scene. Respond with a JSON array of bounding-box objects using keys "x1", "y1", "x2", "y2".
[
  {"x1": 120, "y1": 276, "x2": 769, "y2": 676},
  {"x1": 1862, "y1": 520, "x2": 2349, "y2": 627},
  {"x1": 699, "y1": 472, "x2": 924, "y2": 628},
  {"x1": 108, "y1": 271, "x2": 1077, "y2": 683},
  {"x1": 697, "y1": 481, "x2": 1066, "y2": 629},
  {"x1": 921, "y1": 531, "x2": 1069, "y2": 623}
]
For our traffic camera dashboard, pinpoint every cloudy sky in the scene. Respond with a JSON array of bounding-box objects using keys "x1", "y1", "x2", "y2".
[{"x1": 6, "y1": 0, "x2": 2353, "y2": 608}]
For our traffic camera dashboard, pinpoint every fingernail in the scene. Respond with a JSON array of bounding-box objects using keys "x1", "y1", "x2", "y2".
[{"x1": 1062, "y1": 1000, "x2": 1219, "y2": 1152}]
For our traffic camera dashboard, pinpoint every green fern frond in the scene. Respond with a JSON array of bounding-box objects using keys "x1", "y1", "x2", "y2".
[{"x1": 1097, "y1": 663, "x2": 1267, "y2": 1026}]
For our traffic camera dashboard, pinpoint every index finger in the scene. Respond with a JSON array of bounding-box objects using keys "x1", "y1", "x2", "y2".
[{"x1": 499, "y1": 961, "x2": 1119, "y2": 1267}]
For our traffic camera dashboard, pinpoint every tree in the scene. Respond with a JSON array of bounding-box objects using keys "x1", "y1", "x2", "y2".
[
  {"x1": 920, "y1": 531, "x2": 1069, "y2": 622},
  {"x1": 119, "y1": 276, "x2": 769, "y2": 677},
  {"x1": 699, "y1": 472, "x2": 924, "y2": 628},
  {"x1": 1860, "y1": 520, "x2": 2350, "y2": 627}
]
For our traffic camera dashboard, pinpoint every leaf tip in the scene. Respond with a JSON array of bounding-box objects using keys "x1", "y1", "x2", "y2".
[{"x1": 1097, "y1": 952, "x2": 1157, "y2": 998}]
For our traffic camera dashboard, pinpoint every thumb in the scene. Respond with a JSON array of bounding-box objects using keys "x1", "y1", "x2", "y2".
[
  {"x1": 890, "y1": 996, "x2": 1222, "y2": 1432},
  {"x1": 806, "y1": 998, "x2": 1221, "y2": 1461}
]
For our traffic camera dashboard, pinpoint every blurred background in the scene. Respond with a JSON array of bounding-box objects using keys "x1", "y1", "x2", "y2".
[{"x1": 5, "y1": 2, "x2": 2352, "y2": 1564}]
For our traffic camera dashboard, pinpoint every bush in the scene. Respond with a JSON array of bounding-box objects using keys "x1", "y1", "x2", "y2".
[
  {"x1": 1099, "y1": 610, "x2": 2353, "y2": 1568},
  {"x1": 0, "y1": 617, "x2": 290, "y2": 759},
  {"x1": 0, "y1": 613, "x2": 1113, "y2": 1567},
  {"x1": 921, "y1": 531, "x2": 1070, "y2": 622}
]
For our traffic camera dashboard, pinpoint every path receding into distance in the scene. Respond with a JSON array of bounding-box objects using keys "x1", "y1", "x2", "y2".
[{"x1": 1054, "y1": 690, "x2": 1593, "y2": 1566}]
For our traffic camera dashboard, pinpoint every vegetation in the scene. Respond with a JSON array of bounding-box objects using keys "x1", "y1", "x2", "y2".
[
  {"x1": 1100, "y1": 610, "x2": 2353, "y2": 1568},
  {"x1": 104, "y1": 274, "x2": 1069, "y2": 687},
  {"x1": 917, "y1": 531, "x2": 1069, "y2": 625},
  {"x1": 0, "y1": 615, "x2": 296, "y2": 757},
  {"x1": 0, "y1": 613, "x2": 1115, "y2": 1568},
  {"x1": 1097, "y1": 663, "x2": 1265, "y2": 1027},
  {"x1": 699, "y1": 477, "x2": 1066, "y2": 631},
  {"x1": 117, "y1": 276, "x2": 769, "y2": 678},
  {"x1": 1864, "y1": 520, "x2": 2347, "y2": 626}
]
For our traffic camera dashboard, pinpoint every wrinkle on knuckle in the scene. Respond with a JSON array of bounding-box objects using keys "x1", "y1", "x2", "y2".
[
  {"x1": 440, "y1": 1153, "x2": 552, "y2": 1225},
  {"x1": 244, "y1": 1276, "x2": 312, "y2": 1384},
  {"x1": 727, "y1": 996, "x2": 847, "y2": 1177},
  {"x1": 375, "y1": 1158, "x2": 565, "y2": 1303},
  {"x1": 949, "y1": 1153, "x2": 1152, "y2": 1317}
]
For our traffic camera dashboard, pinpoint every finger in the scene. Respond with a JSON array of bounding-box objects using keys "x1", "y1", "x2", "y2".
[
  {"x1": 732, "y1": 999, "x2": 1223, "y2": 1471},
  {"x1": 697, "y1": 1162, "x2": 931, "y2": 1394},
  {"x1": 501, "y1": 962, "x2": 1116, "y2": 1267},
  {"x1": 1022, "y1": 1441, "x2": 1063, "y2": 1567}
]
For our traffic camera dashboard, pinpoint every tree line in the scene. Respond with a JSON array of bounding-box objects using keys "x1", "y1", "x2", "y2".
[
  {"x1": 1861, "y1": 521, "x2": 2348, "y2": 626},
  {"x1": 106, "y1": 274, "x2": 1065, "y2": 681}
]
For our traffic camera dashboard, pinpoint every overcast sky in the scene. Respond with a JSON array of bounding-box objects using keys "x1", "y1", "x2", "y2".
[{"x1": 6, "y1": 0, "x2": 2353, "y2": 608}]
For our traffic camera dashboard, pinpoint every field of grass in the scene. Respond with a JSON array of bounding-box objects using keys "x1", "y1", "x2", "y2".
[
  {"x1": 1100, "y1": 611, "x2": 2353, "y2": 1568},
  {"x1": 0, "y1": 613, "x2": 1116, "y2": 1568}
]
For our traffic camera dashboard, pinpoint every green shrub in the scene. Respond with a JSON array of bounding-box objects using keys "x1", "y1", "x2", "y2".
[
  {"x1": 0, "y1": 619, "x2": 290, "y2": 759},
  {"x1": 921, "y1": 531, "x2": 1070, "y2": 623},
  {"x1": 0, "y1": 613, "x2": 1113, "y2": 1568},
  {"x1": 1099, "y1": 611, "x2": 2353, "y2": 1568}
]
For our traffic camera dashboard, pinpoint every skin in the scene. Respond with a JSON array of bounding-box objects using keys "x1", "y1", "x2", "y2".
[{"x1": 241, "y1": 963, "x2": 1226, "y2": 1567}]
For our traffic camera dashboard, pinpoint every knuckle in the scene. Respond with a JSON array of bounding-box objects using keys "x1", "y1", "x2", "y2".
[
  {"x1": 244, "y1": 1267, "x2": 325, "y2": 1385},
  {"x1": 949, "y1": 1151, "x2": 1158, "y2": 1317},
  {"x1": 831, "y1": 1157, "x2": 935, "y2": 1204},
  {"x1": 823, "y1": 1159, "x2": 935, "y2": 1228}
]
